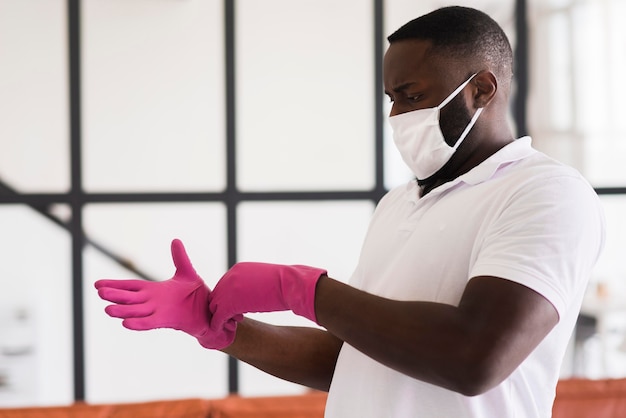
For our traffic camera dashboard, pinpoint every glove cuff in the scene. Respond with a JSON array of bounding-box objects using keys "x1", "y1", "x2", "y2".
[{"x1": 284, "y1": 265, "x2": 327, "y2": 324}]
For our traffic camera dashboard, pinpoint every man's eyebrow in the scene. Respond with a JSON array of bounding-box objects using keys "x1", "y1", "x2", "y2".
[{"x1": 385, "y1": 82, "x2": 417, "y2": 95}]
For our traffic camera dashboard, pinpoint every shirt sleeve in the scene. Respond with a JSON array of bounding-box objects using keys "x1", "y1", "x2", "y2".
[{"x1": 469, "y1": 173, "x2": 605, "y2": 318}]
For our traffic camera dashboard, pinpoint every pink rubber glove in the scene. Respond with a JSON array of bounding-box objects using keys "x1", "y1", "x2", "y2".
[
  {"x1": 209, "y1": 262, "x2": 327, "y2": 331},
  {"x1": 94, "y1": 239, "x2": 238, "y2": 349}
]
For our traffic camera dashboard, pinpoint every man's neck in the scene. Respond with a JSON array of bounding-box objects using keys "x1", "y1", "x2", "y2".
[{"x1": 418, "y1": 134, "x2": 515, "y2": 196}]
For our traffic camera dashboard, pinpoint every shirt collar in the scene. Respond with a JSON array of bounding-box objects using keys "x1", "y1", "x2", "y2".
[
  {"x1": 459, "y1": 136, "x2": 535, "y2": 185},
  {"x1": 404, "y1": 136, "x2": 536, "y2": 202}
]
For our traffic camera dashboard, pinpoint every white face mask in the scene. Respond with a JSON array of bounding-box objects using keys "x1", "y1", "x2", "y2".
[{"x1": 389, "y1": 74, "x2": 483, "y2": 180}]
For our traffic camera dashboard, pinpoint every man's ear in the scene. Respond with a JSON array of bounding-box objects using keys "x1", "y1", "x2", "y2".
[{"x1": 472, "y1": 71, "x2": 498, "y2": 108}]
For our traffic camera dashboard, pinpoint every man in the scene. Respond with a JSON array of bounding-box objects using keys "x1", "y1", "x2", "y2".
[{"x1": 96, "y1": 6, "x2": 605, "y2": 417}]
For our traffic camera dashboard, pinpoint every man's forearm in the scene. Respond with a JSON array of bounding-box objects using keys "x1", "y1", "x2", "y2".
[
  {"x1": 313, "y1": 275, "x2": 559, "y2": 396},
  {"x1": 222, "y1": 317, "x2": 344, "y2": 392}
]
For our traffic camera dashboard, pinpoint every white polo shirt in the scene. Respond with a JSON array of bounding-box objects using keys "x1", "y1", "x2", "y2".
[{"x1": 325, "y1": 137, "x2": 605, "y2": 418}]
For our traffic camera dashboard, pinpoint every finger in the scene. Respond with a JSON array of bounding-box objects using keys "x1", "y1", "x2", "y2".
[
  {"x1": 95, "y1": 279, "x2": 147, "y2": 291},
  {"x1": 97, "y1": 287, "x2": 147, "y2": 304},
  {"x1": 209, "y1": 313, "x2": 224, "y2": 332},
  {"x1": 208, "y1": 297, "x2": 233, "y2": 316},
  {"x1": 209, "y1": 309, "x2": 234, "y2": 333},
  {"x1": 223, "y1": 317, "x2": 242, "y2": 333},
  {"x1": 105, "y1": 303, "x2": 154, "y2": 319},
  {"x1": 171, "y1": 239, "x2": 198, "y2": 279},
  {"x1": 122, "y1": 316, "x2": 160, "y2": 331}
]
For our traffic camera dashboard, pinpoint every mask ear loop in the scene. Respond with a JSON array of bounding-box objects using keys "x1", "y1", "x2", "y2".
[
  {"x1": 452, "y1": 107, "x2": 483, "y2": 151},
  {"x1": 438, "y1": 73, "x2": 483, "y2": 151},
  {"x1": 437, "y1": 73, "x2": 478, "y2": 110}
]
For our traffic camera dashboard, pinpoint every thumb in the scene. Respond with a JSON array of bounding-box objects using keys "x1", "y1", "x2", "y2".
[{"x1": 171, "y1": 239, "x2": 198, "y2": 279}]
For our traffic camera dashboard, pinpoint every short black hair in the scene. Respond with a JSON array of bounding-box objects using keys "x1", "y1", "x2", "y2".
[{"x1": 388, "y1": 6, "x2": 513, "y2": 85}]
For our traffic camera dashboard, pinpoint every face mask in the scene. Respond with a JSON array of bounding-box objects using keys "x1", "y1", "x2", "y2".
[{"x1": 389, "y1": 74, "x2": 483, "y2": 180}]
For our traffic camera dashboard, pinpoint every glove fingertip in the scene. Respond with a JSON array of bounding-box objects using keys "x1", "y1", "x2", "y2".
[
  {"x1": 104, "y1": 305, "x2": 116, "y2": 317},
  {"x1": 121, "y1": 319, "x2": 137, "y2": 330},
  {"x1": 122, "y1": 318, "x2": 151, "y2": 331},
  {"x1": 171, "y1": 239, "x2": 198, "y2": 278},
  {"x1": 94, "y1": 280, "x2": 111, "y2": 289},
  {"x1": 97, "y1": 287, "x2": 114, "y2": 301}
]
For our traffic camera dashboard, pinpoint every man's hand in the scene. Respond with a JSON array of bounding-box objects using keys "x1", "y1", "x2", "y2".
[
  {"x1": 94, "y1": 239, "x2": 236, "y2": 349},
  {"x1": 209, "y1": 262, "x2": 327, "y2": 332}
]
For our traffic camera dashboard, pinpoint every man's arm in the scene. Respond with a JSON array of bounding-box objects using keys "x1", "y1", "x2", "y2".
[
  {"x1": 218, "y1": 273, "x2": 557, "y2": 396},
  {"x1": 95, "y1": 239, "x2": 558, "y2": 395},
  {"x1": 223, "y1": 318, "x2": 344, "y2": 392},
  {"x1": 314, "y1": 275, "x2": 559, "y2": 396}
]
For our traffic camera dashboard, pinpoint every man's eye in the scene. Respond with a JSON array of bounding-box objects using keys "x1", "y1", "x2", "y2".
[{"x1": 408, "y1": 95, "x2": 422, "y2": 102}]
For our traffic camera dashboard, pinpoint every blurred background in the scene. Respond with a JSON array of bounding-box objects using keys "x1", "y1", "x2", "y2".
[{"x1": 0, "y1": 0, "x2": 624, "y2": 407}]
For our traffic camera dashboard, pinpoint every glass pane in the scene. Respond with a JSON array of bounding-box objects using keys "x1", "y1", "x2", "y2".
[
  {"x1": 528, "y1": 0, "x2": 626, "y2": 187},
  {"x1": 0, "y1": 205, "x2": 72, "y2": 406},
  {"x1": 573, "y1": 0, "x2": 626, "y2": 187},
  {"x1": 236, "y1": 200, "x2": 374, "y2": 396},
  {"x1": 575, "y1": 195, "x2": 626, "y2": 378},
  {"x1": 589, "y1": 195, "x2": 626, "y2": 301},
  {"x1": 83, "y1": 203, "x2": 228, "y2": 402},
  {"x1": 236, "y1": 0, "x2": 375, "y2": 191},
  {"x1": 0, "y1": 0, "x2": 69, "y2": 192},
  {"x1": 82, "y1": 0, "x2": 225, "y2": 192}
]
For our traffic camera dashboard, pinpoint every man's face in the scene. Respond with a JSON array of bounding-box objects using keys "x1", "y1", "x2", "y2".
[{"x1": 383, "y1": 39, "x2": 472, "y2": 147}]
